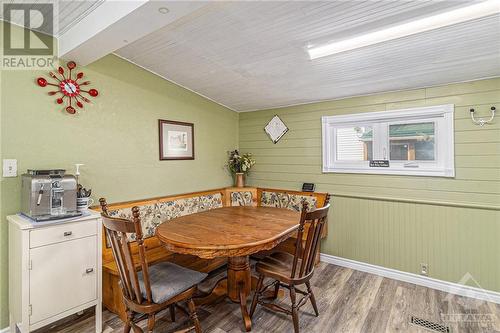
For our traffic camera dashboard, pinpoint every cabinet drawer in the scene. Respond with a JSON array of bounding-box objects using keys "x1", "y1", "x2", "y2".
[{"x1": 30, "y1": 219, "x2": 97, "y2": 248}]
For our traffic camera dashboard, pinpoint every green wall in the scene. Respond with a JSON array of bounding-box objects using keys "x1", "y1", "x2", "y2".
[
  {"x1": 240, "y1": 78, "x2": 500, "y2": 292},
  {"x1": 0, "y1": 23, "x2": 238, "y2": 328}
]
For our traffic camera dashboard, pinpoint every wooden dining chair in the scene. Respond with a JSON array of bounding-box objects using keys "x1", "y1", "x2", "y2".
[
  {"x1": 249, "y1": 200, "x2": 331, "y2": 333},
  {"x1": 99, "y1": 198, "x2": 206, "y2": 333}
]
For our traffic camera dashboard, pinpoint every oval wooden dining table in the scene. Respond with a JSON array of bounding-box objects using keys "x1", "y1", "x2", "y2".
[{"x1": 156, "y1": 206, "x2": 301, "y2": 331}]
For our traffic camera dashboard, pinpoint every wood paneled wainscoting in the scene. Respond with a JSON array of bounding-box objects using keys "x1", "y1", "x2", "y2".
[
  {"x1": 239, "y1": 78, "x2": 500, "y2": 298},
  {"x1": 322, "y1": 195, "x2": 500, "y2": 295},
  {"x1": 92, "y1": 186, "x2": 330, "y2": 321}
]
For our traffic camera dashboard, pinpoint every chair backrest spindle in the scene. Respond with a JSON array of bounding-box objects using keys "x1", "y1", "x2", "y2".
[
  {"x1": 132, "y1": 206, "x2": 153, "y2": 303},
  {"x1": 99, "y1": 198, "x2": 153, "y2": 305},
  {"x1": 291, "y1": 200, "x2": 330, "y2": 279}
]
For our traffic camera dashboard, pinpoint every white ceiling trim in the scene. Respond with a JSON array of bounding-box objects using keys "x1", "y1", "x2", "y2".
[
  {"x1": 0, "y1": 0, "x2": 105, "y2": 37},
  {"x1": 56, "y1": 0, "x2": 106, "y2": 37},
  {"x1": 58, "y1": 1, "x2": 211, "y2": 66},
  {"x1": 58, "y1": 0, "x2": 148, "y2": 64},
  {"x1": 112, "y1": 52, "x2": 237, "y2": 113}
]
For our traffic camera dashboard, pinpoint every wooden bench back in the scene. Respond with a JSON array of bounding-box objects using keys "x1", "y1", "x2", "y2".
[
  {"x1": 292, "y1": 202, "x2": 331, "y2": 279},
  {"x1": 93, "y1": 187, "x2": 329, "y2": 266},
  {"x1": 257, "y1": 187, "x2": 329, "y2": 211},
  {"x1": 100, "y1": 199, "x2": 153, "y2": 304},
  {"x1": 95, "y1": 189, "x2": 226, "y2": 265}
]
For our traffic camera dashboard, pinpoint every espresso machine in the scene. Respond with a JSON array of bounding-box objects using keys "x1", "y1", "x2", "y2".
[{"x1": 21, "y1": 169, "x2": 81, "y2": 221}]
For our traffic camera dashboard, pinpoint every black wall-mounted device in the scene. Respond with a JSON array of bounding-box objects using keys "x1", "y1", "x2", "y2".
[{"x1": 302, "y1": 183, "x2": 315, "y2": 192}]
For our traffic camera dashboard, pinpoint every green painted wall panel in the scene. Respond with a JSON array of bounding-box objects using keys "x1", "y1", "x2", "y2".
[
  {"x1": 323, "y1": 197, "x2": 500, "y2": 292},
  {"x1": 239, "y1": 78, "x2": 500, "y2": 294},
  {"x1": 0, "y1": 23, "x2": 238, "y2": 328}
]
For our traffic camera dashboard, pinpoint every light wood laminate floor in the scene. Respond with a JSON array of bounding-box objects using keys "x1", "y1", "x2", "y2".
[{"x1": 34, "y1": 263, "x2": 500, "y2": 333}]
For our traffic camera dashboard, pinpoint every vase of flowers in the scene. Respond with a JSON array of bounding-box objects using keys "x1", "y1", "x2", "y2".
[{"x1": 227, "y1": 150, "x2": 256, "y2": 187}]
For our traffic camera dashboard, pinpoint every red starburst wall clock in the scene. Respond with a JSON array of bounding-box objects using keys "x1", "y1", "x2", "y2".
[{"x1": 36, "y1": 61, "x2": 99, "y2": 114}]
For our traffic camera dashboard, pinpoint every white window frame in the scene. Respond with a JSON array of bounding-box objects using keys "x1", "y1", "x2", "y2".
[{"x1": 322, "y1": 104, "x2": 455, "y2": 177}]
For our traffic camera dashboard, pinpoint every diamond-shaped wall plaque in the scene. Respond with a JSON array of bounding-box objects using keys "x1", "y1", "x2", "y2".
[{"x1": 264, "y1": 115, "x2": 289, "y2": 144}]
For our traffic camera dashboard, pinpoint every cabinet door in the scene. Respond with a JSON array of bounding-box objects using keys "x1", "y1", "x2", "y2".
[{"x1": 29, "y1": 236, "x2": 97, "y2": 324}]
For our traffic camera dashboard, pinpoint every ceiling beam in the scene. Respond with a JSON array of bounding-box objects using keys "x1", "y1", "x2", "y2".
[{"x1": 58, "y1": 0, "x2": 209, "y2": 66}]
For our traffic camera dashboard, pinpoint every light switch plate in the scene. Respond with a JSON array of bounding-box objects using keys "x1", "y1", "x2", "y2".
[{"x1": 3, "y1": 159, "x2": 17, "y2": 177}]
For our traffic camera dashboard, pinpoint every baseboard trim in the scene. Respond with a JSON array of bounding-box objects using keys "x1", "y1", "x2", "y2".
[{"x1": 320, "y1": 253, "x2": 500, "y2": 304}]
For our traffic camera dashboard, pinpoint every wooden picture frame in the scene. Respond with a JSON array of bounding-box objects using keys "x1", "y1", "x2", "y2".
[{"x1": 159, "y1": 119, "x2": 194, "y2": 160}]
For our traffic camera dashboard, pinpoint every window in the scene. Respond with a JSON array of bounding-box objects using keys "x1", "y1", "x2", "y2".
[
  {"x1": 322, "y1": 104, "x2": 454, "y2": 177},
  {"x1": 335, "y1": 126, "x2": 373, "y2": 161},
  {"x1": 389, "y1": 122, "x2": 435, "y2": 161}
]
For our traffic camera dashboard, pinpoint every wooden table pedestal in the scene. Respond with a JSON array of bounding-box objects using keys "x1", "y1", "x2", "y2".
[
  {"x1": 228, "y1": 256, "x2": 252, "y2": 331},
  {"x1": 156, "y1": 206, "x2": 300, "y2": 332}
]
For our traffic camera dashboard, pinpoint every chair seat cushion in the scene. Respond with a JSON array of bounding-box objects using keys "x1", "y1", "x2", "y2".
[{"x1": 138, "y1": 262, "x2": 207, "y2": 304}]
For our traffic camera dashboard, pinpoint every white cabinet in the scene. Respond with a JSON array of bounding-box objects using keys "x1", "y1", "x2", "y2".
[{"x1": 8, "y1": 212, "x2": 102, "y2": 333}]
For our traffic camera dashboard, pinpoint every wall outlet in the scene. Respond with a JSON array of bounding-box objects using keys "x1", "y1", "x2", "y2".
[
  {"x1": 2, "y1": 159, "x2": 17, "y2": 177},
  {"x1": 420, "y1": 263, "x2": 429, "y2": 276}
]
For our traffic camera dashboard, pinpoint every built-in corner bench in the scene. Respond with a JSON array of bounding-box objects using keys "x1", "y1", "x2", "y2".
[{"x1": 92, "y1": 186, "x2": 330, "y2": 320}]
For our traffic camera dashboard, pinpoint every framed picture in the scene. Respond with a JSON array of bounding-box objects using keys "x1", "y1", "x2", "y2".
[
  {"x1": 264, "y1": 115, "x2": 289, "y2": 144},
  {"x1": 159, "y1": 119, "x2": 194, "y2": 160}
]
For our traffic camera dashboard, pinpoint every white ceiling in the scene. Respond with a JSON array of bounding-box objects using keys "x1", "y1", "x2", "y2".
[
  {"x1": 115, "y1": 1, "x2": 500, "y2": 111},
  {"x1": 2, "y1": 1, "x2": 500, "y2": 112},
  {"x1": 0, "y1": 0, "x2": 104, "y2": 36}
]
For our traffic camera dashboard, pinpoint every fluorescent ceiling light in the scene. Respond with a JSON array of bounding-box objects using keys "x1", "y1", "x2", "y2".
[{"x1": 308, "y1": 0, "x2": 500, "y2": 60}]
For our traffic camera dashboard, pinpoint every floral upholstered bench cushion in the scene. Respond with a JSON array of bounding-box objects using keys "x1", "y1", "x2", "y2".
[
  {"x1": 108, "y1": 193, "x2": 223, "y2": 240},
  {"x1": 260, "y1": 191, "x2": 317, "y2": 212},
  {"x1": 230, "y1": 191, "x2": 254, "y2": 206}
]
